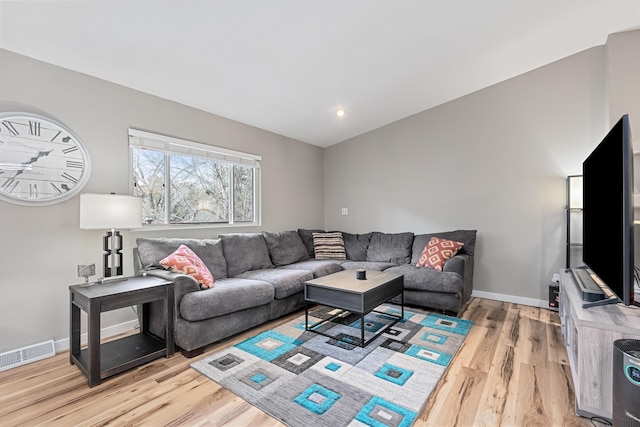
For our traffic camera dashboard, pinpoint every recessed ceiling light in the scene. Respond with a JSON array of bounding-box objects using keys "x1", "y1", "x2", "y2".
[{"x1": 336, "y1": 109, "x2": 345, "y2": 117}]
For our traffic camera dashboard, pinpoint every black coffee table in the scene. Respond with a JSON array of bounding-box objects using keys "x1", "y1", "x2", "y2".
[{"x1": 304, "y1": 269, "x2": 404, "y2": 347}]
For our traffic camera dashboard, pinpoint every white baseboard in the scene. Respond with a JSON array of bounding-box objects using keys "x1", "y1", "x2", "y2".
[
  {"x1": 54, "y1": 319, "x2": 139, "y2": 354},
  {"x1": 471, "y1": 290, "x2": 548, "y2": 309}
]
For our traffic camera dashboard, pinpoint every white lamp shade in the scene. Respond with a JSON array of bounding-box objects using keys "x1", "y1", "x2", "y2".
[
  {"x1": 80, "y1": 193, "x2": 142, "y2": 230},
  {"x1": 568, "y1": 176, "x2": 583, "y2": 209}
]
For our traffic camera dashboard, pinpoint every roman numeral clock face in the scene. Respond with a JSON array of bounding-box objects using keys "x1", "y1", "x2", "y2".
[{"x1": 0, "y1": 113, "x2": 91, "y2": 206}]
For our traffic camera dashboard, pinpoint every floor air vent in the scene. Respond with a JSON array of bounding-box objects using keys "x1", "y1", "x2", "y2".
[{"x1": 0, "y1": 340, "x2": 56, "y2": 372}]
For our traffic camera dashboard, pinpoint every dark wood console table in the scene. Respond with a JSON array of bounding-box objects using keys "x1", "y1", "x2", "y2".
[{"x1": 69, "y1": 275, "x2": 174, "y2": 387}]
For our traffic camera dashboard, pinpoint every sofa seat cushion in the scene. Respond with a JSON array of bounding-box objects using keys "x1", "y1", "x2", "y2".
[
  {"x1": 263, "y1": 230, "x2": 309, "y2": 266},
  {"x1": 220, "y1": 233, "x2": 274, "y2": 277},
  {"x1": 280, "y1": 260, "x2": 343, "y2": 278},
  {"x1": 237, "y1": 268, "x2": 313, "y2": 299},
  {"x1": 385, "y1": 264, "x2": 463, "y2": 294},
  {"x1": 366, "y1": 232, "x2": 414, "y2": 264},
  {"x1": 136, "y1": 237, "x2": 228, "y2": 279},
  {"x1": 340, "y1": 261, "x2": 397, "y2": 271},
  {"x1": 179, "y1": 278, "x2": 274, "y2": 321}
]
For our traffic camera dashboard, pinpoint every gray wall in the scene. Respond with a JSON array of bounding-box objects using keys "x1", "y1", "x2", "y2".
[
  {"x1": 0, "y1": 49, "x2": 325, "y2": 353},
  {"x1": 324, "y1": 29, "x2": 639, "y2": 303}
]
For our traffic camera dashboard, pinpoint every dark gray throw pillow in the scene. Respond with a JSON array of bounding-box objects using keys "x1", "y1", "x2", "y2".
[
  {"x1": 342, "y1": 232, "x2": 373, "y2": 261},
  {"x1": 136, "y1": 237, "x2": 228, "y2": 279},
  {"x1": 366, "y1": 232, "x2": 414, "y2": 264},
  {"x1": 263, "y1": 230, "x2": 309, "y2": 266},
  {"x1": 297, "y1": 228, "x2": 325, "y2": 258},
  {"x1": 219, "y1": 233, "x2": 274, "y2": 277}
]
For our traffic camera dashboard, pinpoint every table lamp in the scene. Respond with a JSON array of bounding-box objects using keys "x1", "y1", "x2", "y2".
[{"x1": 79, "y1": 193, "x2": 142, "y2": 283}]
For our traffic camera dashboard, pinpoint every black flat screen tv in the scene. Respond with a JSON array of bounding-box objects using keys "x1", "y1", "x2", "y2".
[{"x1": 582, "y1": 114, "x2": 636, "y2": 307}]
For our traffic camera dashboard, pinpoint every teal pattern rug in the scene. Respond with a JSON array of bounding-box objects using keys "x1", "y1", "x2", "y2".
[{"x1": 191, "y1": 305, "x2": 472, "y2": 427}]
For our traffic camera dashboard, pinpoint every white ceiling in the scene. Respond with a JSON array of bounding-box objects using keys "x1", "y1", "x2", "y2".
[{"x1": 1, "y1": 1, "x2": 639, "y2": 147}]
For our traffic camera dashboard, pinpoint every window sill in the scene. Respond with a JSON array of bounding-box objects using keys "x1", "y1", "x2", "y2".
[{"x1": 130, "y1": 222, "x2": 261, "y2": 232}]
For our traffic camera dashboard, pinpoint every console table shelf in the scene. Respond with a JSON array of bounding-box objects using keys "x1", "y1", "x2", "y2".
[
  {"x1": 74, "y1": 334, "x2": 167, "y2": 380},
  {"x1": 559, "y1": 270, "x2": 640, "y2": 420}
]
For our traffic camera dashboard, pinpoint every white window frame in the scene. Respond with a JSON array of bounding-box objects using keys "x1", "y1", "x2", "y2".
[{"x1": 129, "y1": 128, "x2": 261, "y2": 229}]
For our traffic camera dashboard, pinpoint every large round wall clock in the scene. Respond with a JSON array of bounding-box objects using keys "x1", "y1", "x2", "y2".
[{"x1": 0, "y1": 112, "x2": 91, "y2": 206}]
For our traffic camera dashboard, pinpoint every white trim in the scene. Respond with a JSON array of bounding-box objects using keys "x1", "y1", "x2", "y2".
[
  {"x1": 53, "y1": 319, "x2": 139, "y2": 353},
  {"x1": 472, "y1": 290, "x2": 549, "y2": 308},
  {"x1": 129, "y1": 128, "x2": 261, "y2": 167},
  {"x1": 130, "y1": 222, "x2": 259, "y2": 232}
]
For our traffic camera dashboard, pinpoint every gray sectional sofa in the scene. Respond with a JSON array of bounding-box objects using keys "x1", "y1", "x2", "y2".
[{"x1": 133, "y1": 229, "x2": 477, "y2": 357}]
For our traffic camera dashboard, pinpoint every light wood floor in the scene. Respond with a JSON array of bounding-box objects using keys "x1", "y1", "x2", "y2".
[{"x1": 0, "y1": 298, "x2": 604, "y2": 426}]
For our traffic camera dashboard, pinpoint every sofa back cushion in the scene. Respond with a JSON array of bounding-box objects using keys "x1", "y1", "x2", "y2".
[
  {"x1": 263, "y1": 230, "x2": 309, "y2": 266},
  {"x1": 411, "y1": 229, "x2": 478, "y2": 264},
  {"x1": 220, "y1": 233, "x2": 274, "y2": 277},
  {"x1": 136, "y1": 237, "x2": 228, "y2": 279},
  {"x1": 297, "y1": 228, "x2": 325, "y2": 258},
  {"x1": 342, "y1": 232, "x2": 373, "y2": 261},
  {"x1": 366, "y1": 232, "x2": 414, "y2": 264}
]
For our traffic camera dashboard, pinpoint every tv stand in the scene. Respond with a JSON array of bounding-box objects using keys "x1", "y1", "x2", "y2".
[{"x1": 559, "y1": 270, "x2": 640, "y2": 420}]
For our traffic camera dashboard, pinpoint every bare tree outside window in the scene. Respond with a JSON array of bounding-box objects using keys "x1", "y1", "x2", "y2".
[
  {"x1": 133, "y1": 148, "x2": 165, "y2": 224},
  {"x1": 132, "y1": 146, "x2": 257, "y2": 225},
  {"x1": 234, "y1": 165, "x2": 254, "y2": 222},
  {"x1": 169, "y1": 154, "x2": 230, "y2": 223}
]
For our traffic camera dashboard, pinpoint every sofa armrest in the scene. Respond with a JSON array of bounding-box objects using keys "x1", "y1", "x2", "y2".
[
  {"x1": 141, "y1": 269, "x2": 201, "y2": 345},
  {"x1": 443, "y1": 255, "x2": 465, "y2": 276},
  {"x1": 142, "y1": 269, "x2": 201, "y2": 307},
  {"x1": 444, "y1": 254, "x2": 475, "y2": 302}
]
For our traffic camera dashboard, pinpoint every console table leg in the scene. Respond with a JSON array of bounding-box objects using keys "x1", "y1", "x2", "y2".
[
  {"x1": 88, "y1": 300, "x2": 101, "y2": 387},
  {"x1": 70, "y1": 297, "x2": 80, "y2": 365}
]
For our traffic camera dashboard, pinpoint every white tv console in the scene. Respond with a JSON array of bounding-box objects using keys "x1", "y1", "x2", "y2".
[{"x1": 559, "y1": 270, "x2": 640, "y2": 420}]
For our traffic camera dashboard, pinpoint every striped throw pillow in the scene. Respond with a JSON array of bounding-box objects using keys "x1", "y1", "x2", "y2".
[{"x1": 312, "y1": 232, "x2": 347, "y2": 260}]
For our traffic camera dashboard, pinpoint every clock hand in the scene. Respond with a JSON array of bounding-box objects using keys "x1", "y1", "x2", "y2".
[
  {"x1": 11, "y1": 149, "x2": 54, "y2": 178},
  {"x1": 25, "y1": 149, "x2": 54, "y2": 165}
]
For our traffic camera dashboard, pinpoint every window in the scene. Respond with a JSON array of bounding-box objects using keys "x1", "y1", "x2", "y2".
[{"x1": 129, "y1": 129, "x2": 261, "y2": 226}]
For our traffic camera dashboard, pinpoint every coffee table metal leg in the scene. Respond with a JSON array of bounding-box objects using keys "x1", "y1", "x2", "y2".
[
  {"x1": 305, "y1": 302, "x2": 309, "y2": 331},
  {"x1": 361, "y1": 313, "x2": 365, "y2": 347}
]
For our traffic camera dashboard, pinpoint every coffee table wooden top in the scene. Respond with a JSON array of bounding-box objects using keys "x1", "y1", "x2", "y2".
[{"x1": 305, "y1": 269, "x2": 403, "y2": 294}]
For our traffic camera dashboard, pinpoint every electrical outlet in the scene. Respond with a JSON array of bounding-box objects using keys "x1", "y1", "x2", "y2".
[
  {"x1": 552, "y1": 273, "x2": 560, "y2": 283},
  {"x1": 341, "y1": 208, "x2": 348, "y2": 215}
]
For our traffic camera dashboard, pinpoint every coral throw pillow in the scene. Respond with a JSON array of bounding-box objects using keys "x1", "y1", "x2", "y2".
[
  {"x1": 160, "y1": 244, "x2": 214, "y2": 288},
  {"x1": 416, "y1": 237, "x2": 464, "y2": 271}
]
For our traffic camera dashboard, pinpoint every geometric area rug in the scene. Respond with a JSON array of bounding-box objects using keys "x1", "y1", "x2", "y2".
[{"x1": 191, "y1": 304, "x2": 473, "y2": 427}]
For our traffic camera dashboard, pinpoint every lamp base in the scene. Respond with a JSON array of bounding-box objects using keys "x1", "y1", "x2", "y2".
[
  {"x1": 103, "y1": 230, "x2": 123, "y2": 278},
  {"x1": 98, "y1": 275, "x2": 129, "y2": 285}
]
